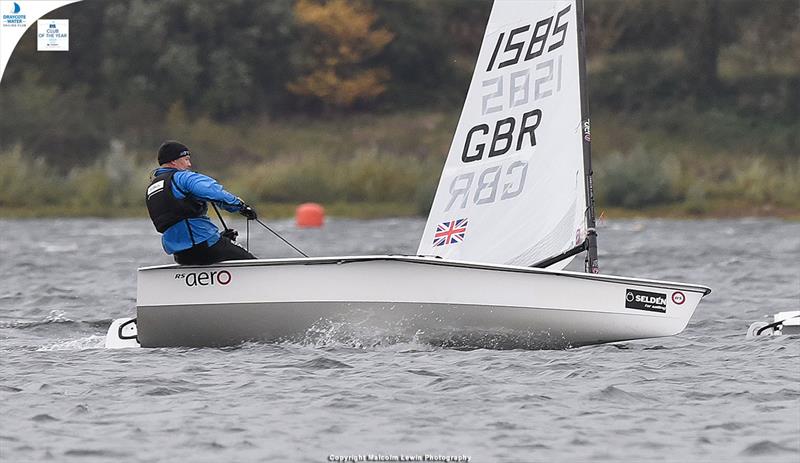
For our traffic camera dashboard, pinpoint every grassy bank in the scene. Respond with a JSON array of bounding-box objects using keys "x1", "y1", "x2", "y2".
[
  {"x1": 1, "y1": 110, "x2": 797, "y2": 220},
  {"x1": 0, "y1": 202, "x2": 418, "y2": 220},
  {"x1": 2, "y1": 201, "x2": 797, "y2": 221}
]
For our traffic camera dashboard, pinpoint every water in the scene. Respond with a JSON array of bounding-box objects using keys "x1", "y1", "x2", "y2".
[{"x1": 1, "y1": 218, "x2": 798, "y2": 462}]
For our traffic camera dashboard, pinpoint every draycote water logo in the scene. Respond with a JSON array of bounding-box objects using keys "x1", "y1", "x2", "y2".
[{"x1": 2, "y1": 2, "x2": 26, "y2": 28}]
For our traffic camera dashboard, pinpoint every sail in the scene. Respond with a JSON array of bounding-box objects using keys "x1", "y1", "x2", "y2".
[{"x1": 418, "y1": 0, "x2": 588, "y2": 269}]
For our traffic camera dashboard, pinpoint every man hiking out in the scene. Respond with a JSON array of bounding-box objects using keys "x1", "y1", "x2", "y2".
[{"x1": 146, "y1": 140, "x2": 258, "y2": 265}]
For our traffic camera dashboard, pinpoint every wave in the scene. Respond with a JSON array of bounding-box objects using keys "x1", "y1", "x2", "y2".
[
  {"x1": 36, "y1": 335, "x2": 106, "y2": 351},
  {"x1": 0, "y1": 310, "x2": 113, "y2": 330},
  {"x1": 278, "y1": 318, "x2": 575, "y2": 351}
]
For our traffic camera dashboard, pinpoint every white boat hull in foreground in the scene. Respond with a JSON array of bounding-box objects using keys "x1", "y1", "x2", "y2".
[{"x1": 111, "y1": 256, "x2": 709, "y2": 349}]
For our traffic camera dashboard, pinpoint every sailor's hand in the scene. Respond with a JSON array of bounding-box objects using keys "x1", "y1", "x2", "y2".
[
  {"x1": 221, "y1": 228, "x2": 239, "y2": 241},
  {"x1": 240, "y1": 204, "x2": 258, "y2": 220}
]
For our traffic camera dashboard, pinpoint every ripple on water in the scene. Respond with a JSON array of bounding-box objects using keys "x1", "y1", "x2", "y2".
[
  {"x1": 64, "y1": 449, "x2": 125, "y2": 458},
  {"x1": 201, "y1": 441, "x2": 226, "y2": 450},
  {"x1": 0, "y1": 310, "x2": 74, "y2": 329},
  {"x1": 588, "y1": 385, "x2": 659, "y2": 404},
  {"x1": 704, "y1": 422, "x2": 748, "y2": 431},
  {"x1": 143, "y1": 386, "x2": 194, "y2": 396},
  {"x1": 295, "y1": 357, "x2": 353, "y2": 370},
  {"x1": 406, "y1": 369, "x2": 444, "y2": 377},
  {"x1": 488, "y1": 421, "x2": 519, "y2": 430},
  {"x1": 70, "y1": 404, "x2": 90, "y2": 415},
  {"x1": 740, "y1": 440, "x2": 800, "y2": 456},
  {"x1": 37, "y1": 335, "x2": 106, "y2": 351}
]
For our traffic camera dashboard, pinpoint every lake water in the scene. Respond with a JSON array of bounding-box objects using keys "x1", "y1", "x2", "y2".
[{"x1": 0, "y1": 218, "x2": 798, "y2": 462}]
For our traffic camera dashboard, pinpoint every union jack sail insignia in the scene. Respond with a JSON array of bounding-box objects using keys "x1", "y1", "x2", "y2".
[{"x1": 432, "y1": 218, "x2": 468, "y2": 247}]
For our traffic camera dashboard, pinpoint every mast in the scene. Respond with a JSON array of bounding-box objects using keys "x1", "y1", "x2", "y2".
[{"x1": 576, "y1": 0, "x2": 599, "y2": 273}]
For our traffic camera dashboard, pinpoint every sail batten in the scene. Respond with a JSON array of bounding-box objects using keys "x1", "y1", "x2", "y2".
[{"x1": 418, "y1": 0, "x2": 588, "y2": 269}]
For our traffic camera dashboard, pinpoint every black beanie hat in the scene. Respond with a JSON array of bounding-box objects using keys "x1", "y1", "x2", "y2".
[{"x1": 158, "y1": 141, "x2": 191, "y2": 165}]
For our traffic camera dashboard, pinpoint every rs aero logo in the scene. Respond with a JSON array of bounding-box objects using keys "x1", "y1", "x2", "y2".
[{"x1": 174, "y1": 270, "x2": 232, "y2": 287}]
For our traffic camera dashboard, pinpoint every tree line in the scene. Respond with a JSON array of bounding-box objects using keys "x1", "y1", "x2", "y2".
[{"x1": 1, "y1": 0, "x2": 797, "y2": 169}]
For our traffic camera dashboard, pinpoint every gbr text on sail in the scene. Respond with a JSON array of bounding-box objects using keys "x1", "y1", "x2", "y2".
[{"x1": 447, "y1": 5, "x2": 571, "y2": 211}]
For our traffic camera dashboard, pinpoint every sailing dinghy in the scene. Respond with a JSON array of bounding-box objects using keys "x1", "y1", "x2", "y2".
[{"x1": 106, "y1": 0, "x2": 710, "y2": 349}]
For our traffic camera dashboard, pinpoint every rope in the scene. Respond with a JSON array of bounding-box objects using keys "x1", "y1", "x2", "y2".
[
  {"x1": 211, "y1": 202, "x2": 307, "y2": 257},
  {"x1": 254, "y1": 218, "x2": 308, "y2": 257},
  {"x1": 210, "y1": 202, "x2": 229, "y2": 231}
]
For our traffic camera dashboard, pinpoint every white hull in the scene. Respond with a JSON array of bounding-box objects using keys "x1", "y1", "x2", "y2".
[{"x1": 128, "y1": 256, "x2": 710, "y2": 349}]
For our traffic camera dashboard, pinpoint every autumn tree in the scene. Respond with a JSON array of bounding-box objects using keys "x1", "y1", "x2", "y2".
[{"x1": 288, "y1": 0, "x2": 394, "y2": 110}]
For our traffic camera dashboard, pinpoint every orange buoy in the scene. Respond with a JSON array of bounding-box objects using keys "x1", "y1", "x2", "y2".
[{"x1": 295, "y1": 202, "x2": 325, "y2": 228}]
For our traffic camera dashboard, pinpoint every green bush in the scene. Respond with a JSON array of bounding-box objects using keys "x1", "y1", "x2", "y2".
[
  {"x1": 0, "y1": 146, "x2": 69, "y2": 206},
  {"x1": 595, "y1": 147, "x2": 678, "y2": 208},
  {"x1": 233, "y1": 154, "x2": 339, "y2": 203},
  {"x1": 729, "y1": 157, "x2": 800, "y2": 206},
  {"x1": 230, "y1": 150, "x2": 442, "y2": 206}
]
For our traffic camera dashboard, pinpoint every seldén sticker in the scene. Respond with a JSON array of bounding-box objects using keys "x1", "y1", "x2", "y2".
[{"x1": 625, "y1": 289, "x2": 667, "y2": 313}]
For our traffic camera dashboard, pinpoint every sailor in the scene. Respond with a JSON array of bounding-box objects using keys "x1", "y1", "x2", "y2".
[{"x1": 146, "y1": 140, "x2": 258, "y2": 265}]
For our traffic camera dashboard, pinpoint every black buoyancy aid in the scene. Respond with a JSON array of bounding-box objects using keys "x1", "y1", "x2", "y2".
[{"x1": 146, "y1": 170, "x2": 207, "y2": 233}]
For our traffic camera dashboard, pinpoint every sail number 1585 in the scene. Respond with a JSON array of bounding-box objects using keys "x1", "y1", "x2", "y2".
[{"x1": 486, "y1": 4, "x2": 571, "y2": 72}]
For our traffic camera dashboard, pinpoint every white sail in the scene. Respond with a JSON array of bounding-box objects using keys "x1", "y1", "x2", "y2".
[{"x1": 418, "y1": 0, "x2": 588, "y2": 269}]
